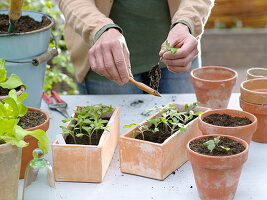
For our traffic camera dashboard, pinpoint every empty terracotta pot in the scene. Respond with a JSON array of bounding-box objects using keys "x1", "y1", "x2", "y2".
[
  {"x1": 187, "y1": 134, "x2": 249, "y2": 200},
  {"x1": 190, "y1": 66, "x2": 237, "y2": 109},
  {"x1": 198, "y1": 109, "x2": 257, "y2": 144},
  {"x1": 240, "y1": 98, "x2": 267, "y2": 143},
  {"x1": 247, "y1": 67, "x2": 267, "y2": 80},
  {"x1": 240, "y1": 78, "x2": 267, "y2": 105},
  {"x1": 20, "y1": 107, "x2": 50, "y2": 178}
]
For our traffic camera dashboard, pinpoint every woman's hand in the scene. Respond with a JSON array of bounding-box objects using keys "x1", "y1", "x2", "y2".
[{"x1": 88, "y1": 28, "x2": 131, "y2": 85}]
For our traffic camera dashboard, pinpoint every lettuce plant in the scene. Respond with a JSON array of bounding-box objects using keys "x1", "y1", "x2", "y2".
[
  {"x1": 0, "y1": 89, "x2": 49, "y2": 154},
  {"x1": 0, "y1": 59, "x2": 25, "y2": 90}
]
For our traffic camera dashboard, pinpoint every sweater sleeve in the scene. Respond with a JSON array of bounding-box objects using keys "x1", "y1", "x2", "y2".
[
  {"x1": 58, "y1": 0, "x2": 114, "y2": 46},
  {"x1": 171, "y1": 0, "x2": 215, "y2": 38}
]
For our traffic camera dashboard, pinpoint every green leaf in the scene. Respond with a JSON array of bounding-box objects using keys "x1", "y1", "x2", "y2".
[
  {"x1": 60, "y1": 126, "x2": 71, "y2": 135},
  {"x1": 76, "y1": 133, "x2": 84, "y2": 138},
  {"x1": 170, "y1": 48, "x2": 179, "y2": 54},
  {"x1": 220, "y1": 146, "x2": 230, "y2": 151},
  {"x1": 0, "y1": 74, "x2": 25, "y2": 89},
  {"x1": 203, "y1": 140, "x2": 216, "y2": 152},
  {"x1": 214, "y1": 136, "x2": 220, "y2": 145},
  {"x1": 123, "y1": 123, "x2": 137, "y2": 128}
]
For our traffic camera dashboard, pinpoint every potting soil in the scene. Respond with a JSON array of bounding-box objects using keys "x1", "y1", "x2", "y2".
[{"x1": 18, "y1": 110, "x2": 46, "y2": 129}]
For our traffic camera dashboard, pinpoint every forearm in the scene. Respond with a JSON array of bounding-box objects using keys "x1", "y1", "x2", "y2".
[
  {"x1": 172, "y1": 0, "x2": 215, "y2": 38},
  {"x1": 58, "y1": 0, "x2": 114, "y2": 45}
]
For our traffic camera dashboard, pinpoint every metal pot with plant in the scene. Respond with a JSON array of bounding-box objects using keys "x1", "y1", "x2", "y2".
[
  {"x1": 187, "y1": 134, "x2": 249, "y2": 200},
  {"x1": 52, "y1": 104, "x2": 120, "y2": 182},
  {"x1": 0, "y1": 89, "x2": 49, "y2": 200},
  {"x1": 120, "y1": 102, "x2": 209, "y2": 180}
]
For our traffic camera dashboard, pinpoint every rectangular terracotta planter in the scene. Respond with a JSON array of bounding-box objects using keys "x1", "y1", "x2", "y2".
[
  {"x1": 52, "y1": 106, "x2": 120, "y2": 182},
  {"x1": 119, "y1": 103, "x2": 209, "y2": 180}
]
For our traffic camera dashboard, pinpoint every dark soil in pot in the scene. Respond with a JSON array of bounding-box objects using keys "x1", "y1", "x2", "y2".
[
  {"x1": 65, "y1": 117, "x2": 110, "y2": 146},
  {"x1": 0, "y1": 86, "x2": 21, "y2": 96},
  {"x1": 203, "y1": 114, "x2": 252, "y2": 127},
  {"x1": 0, "y1": 14, "x2": 51, "y2": 34},
  {"x1": 189, "y1": 136, "x2": 245, "y2": 156},
  {"x1": 135, "y1": 115, "x2": 197, "y2": 144},
  {"x1": 18, "y1": 110, "x2": 46, "y2": 129}
]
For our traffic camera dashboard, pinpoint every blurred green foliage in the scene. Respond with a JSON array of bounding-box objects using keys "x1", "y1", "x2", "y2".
[{"x1": 0, "y1": 0, "x2": 78, "y2": 94}]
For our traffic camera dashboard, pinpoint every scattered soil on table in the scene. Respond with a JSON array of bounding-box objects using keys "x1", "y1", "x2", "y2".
[
  {"x1": 189, "y1": 136, "x2": 245, "y2": 156},
  {"x1": 130, "y1": 100, "x2": 143, "y2": 107},
  {"x1": 65, "y1": 117, "x2": 110, "y2": 146},
  {"x1": 135, "y1": 115, "x2": 197, "y2": 144},
  {"x1": 18, "y1": 110, "x2": 46, "y2": 129},
  {"x1": 203, "y1": 113, "x2": 252, "y2": 127},
  {"x1": 0, "y1": 86, "x2": 21, "y2": 96},
  {"x1": 148, "y1": 64, "x2": 161, "y2": 91},
  {"x1": 0, "y1": 15, "x2": 51, "y2": 34}
]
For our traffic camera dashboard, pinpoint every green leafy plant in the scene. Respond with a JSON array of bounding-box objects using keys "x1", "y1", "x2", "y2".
[
  {"x1": 161, "y1": 40, "x2": 180, "y2": 54},
  {"x1": 203, "y1": 136, "x2": 231, "y2": 153},
  {"x1": 60, "y1": 104, "x2": 113, "y2": 145},
  {"x1": 0, "y1": 59, "x2": 25, "y2": 90},
  {"x1": 123, "y1": 103, "x2": 202, "y2": 141},
  {"x1": 0, "y1": 89, "x2": 49, "y2": 154}
]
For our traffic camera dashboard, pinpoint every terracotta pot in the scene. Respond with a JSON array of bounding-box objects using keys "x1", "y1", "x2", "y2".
[
  {"x1": 198, "y1": 109, "x2": 257, "y2": 144},
  {"x1": 52, "y1": 107, "x2": 120, "y2": 182},
  {"x1": 119, "y1": 103, "x2": 209, "y2": 180},
  {"x1": 187, "y1": 134, "x2": 249, "y2": 200},
  {"x1": 190, "y1": 66, "x2": 237, "y2": 109},
  {"x1": 0, "y1": 143, "x2": 22, "y2": 200},
  {"x1": 247, "y1": 67, "x2": 267, "y2": 80},
  {"x1": 240, "y1": 98, "x2": 267, "y2": 143},
  {"x1": 0, "y1": 86, "x2": 25, "y2": 102},
  {"x1": 20, "y1": 107, "x2": 50, "y2": 178},
  {"x1": 240, "y1": 78, "x2": 267, "y2": 105}
]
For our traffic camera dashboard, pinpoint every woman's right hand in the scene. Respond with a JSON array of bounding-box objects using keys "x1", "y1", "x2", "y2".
[{"x1": 88, "y1": 28, "x2": 131, "y2": 85}]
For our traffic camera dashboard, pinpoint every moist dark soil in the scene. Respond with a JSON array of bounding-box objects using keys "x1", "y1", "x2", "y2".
[
  {"x1": 148, "y1": 64, "x2": 161, "y2": 91},
  {"x1": 135, "y1": 115, "x2": 197, "y2": 144},
  {"x1": 0, "y1": 15, "x2": 51, "y2": 34},
  {"x1": 18, "y1": 110, "x2": 46, "y2": 129},
  {"x1": 65, "y1": 118, "x2": 110, "y2": 146},
  {"x1": 0, "y1": 86, "x2": 21, "y2": 96},
  {"x1": 189, "y1": 136, "x2": 245, "y2": 156},
  {"x1": 203, "y1": 113, "x2": 252, "y2": 127}
]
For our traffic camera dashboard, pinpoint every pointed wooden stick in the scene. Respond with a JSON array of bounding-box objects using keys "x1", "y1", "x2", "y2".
[{"x1": 129, "y1": 77, "x2": 161, "y2": 97}]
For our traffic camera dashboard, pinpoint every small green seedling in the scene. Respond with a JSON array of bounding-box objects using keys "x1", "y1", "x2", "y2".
[
  {"x1": 60, "y1": 104, "x2": 112, "y2": 145},
  {"x1": 203, "y1": 136, "x2": 231, "y2": 153},
  {"x1": 161, "y1": 41, "x2": 180, "y2": 55},
  {"x1": 123, "y1": 103, "x2": 202, "y2": 140}
]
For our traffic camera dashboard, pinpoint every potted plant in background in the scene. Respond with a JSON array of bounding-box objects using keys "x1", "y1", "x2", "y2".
[
  {"x1": 190, "y1": 66, "x2": 237, "y2": 109},
  {"x1": 0, "y1": 89, "x2": 49, "y2": 200},
  {"x1": 0, "y1": 0, "x2": 57, "y2": 108},
  {"x1": 0, "y1": 59, "x2": 25, "y2": 100},
  {"x1": 120, "y1": 103, "x2": 209, "y2": 180},
  {"x1": 52, "y1": 104, "x2": 120, "y2": 182},
  {"x1": 240, "y1": 78, "x2": 267, "y2": 143},
  {"x1": 198, "y1": 109, "x2": 257, "y2": 144},
  {"x1": 187, "y1": 134, "x2": 249, "y2": 200}
]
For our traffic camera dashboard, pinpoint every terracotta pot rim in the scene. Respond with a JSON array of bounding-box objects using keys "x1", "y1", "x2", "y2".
[
  {"x1": 26, "y1": 107, "x2": 50, "y2": 131},
  {"x1": 199, "y1": 108, "x2": 257, "y2": 130},
  {"x1": 240, "y1": 97, "x2": 267, "y2": 106},
  {"x1": 241, "y1": 78, "x2": 267, "y2": 93},
  {"x1": 187, "y1": 134, "x2": 249, "y2": 159},
  {"x1": 190, "y1": 66, "x2": 237, "y2": 83},
  {"x1": 120, "y1": 103, "x2": 209, "y2": 146},
  {"x1": 247, "y1": 67, "x2": 267, "y2": 78}
]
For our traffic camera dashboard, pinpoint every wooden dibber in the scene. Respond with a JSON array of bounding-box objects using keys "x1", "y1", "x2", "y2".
[{"x1": 129, "y1": 77, "x2": 161, "y2": 97}]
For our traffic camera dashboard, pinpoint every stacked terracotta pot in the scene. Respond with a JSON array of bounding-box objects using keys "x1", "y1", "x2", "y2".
[{"x1": 240, "y1": 77, "x2": 267, "y2": 143}]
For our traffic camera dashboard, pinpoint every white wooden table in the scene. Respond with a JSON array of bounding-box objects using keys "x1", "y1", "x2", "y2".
[{"x1": 18, "y1": 93, "x2": 267, "y2": 200}]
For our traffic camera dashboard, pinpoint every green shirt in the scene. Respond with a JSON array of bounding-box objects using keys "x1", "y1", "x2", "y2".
[{"x1": 88, "y1": 0, "x2": 171, "y2": 80}]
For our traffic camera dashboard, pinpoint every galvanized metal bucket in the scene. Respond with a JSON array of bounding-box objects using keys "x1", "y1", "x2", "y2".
[{"x1": 0, "y1": 10, "x2": 55, "y2": 108}]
